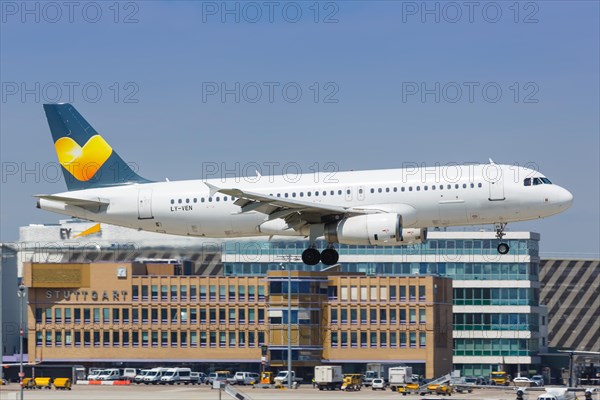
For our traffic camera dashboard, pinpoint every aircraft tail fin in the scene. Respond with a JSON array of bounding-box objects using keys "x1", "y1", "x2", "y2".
[{"x1": 43, "y1": 104, "x2": 151, "y2": 191}]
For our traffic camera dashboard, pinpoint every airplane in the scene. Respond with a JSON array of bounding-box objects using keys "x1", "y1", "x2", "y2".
[{"x1": 35, "y1": 104, "x2": 573, "y2": 265}]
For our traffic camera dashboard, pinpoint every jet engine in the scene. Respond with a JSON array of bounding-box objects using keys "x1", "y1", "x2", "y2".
[{"x1": 324, "y1": 214, "x2": 427, "y2": 246}]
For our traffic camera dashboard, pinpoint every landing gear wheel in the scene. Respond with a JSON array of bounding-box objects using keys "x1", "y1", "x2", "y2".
[
  {"x1": 302, "y1": 248, "x2": 321, "y2": 265},
  {"x1": 320, "y1": 248, "x2": 339, "y2": 266},
  {"x1": 497, "y1": 243, "x2": 510, "y2": 254}
]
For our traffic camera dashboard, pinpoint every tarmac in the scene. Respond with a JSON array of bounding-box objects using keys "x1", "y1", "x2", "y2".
[{"x1": 3, "y1": 382, "x2": 592, "y2": 400}]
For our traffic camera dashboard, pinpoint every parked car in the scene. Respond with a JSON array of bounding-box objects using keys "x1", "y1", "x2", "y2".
[
  {"x1": 190, "y1": 372, "x2": 207, "y2": 385},
  {"x1": 234, "y1": 372, "x2": 260, "y2": 385},
  {"x1": 207, "y1": 371, "x2": 233, "y2": 386},
  {"x1": 372, "y1": 378, "x2": 386, "y2": 390},
  {"x1": 513, "y1": 377, "x2": 533, "y2": 386},
  {"x1": 530, "y1": 375, "x2": 544, "y2": 387},
  {"x1": 160, "y1": 368, "x2": 192, "y2": 385}
]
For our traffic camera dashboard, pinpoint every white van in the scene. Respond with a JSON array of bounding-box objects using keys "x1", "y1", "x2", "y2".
[
  {"x1": 234, "y1": 372, "x2": 260, "y2": 385},
  {"x1": 134, "y1": 369, "x2": 151, "y2": 384},
  {"x1": 160, "y1": 368, "x2": 192, "y2": 385},
  {"x1": 87, "y1": 368, "x2": 104, "y2": 380},
  {"x1": 121, "y1": 368, "x2": 138, "y2": 381},
  {"x1": 97, "y1": 368, "x2": 121, "y2": 381},
  {"x1": 143, "y1": 368, "x2": 170, "y2": 384}
]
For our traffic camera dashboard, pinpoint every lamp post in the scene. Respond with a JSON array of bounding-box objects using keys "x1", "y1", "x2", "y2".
[
  {"x1": 279, "y1": 262, "x2": 292, "y2": 389},
  {"x1": 17, "y1": 284, "x2": 27, "y2": 400}
]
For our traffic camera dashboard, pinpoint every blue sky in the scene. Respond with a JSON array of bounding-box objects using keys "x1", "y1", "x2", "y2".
[{"x1": 1, "y1": 1, "x2": 598, "y2": 256}]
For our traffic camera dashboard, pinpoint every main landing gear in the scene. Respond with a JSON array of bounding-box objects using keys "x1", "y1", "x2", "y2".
[
  {"x1": 302, "y1": 246, "x2": 339, "y2": 266},
  {"x1": 495, "y1": 222, "x2": 510, "y2": 254}
]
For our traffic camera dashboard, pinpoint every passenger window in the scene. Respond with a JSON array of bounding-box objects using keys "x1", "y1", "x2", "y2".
[
  {"x1": 285, "y1": 193, "x2": 289, "y2": 198},
  {"x1": 170, "y1": 199, "x2": 174, "y2": 204},
  {"x1": 409, "y1": 187, "x2": 413, "y2": 191},
  {"x1": 277, "y1": 193, "x2": 281, "y2": 197},
  {"x1": 386, "y1": 188, "x2": 390, "y2": 193},
  {"x1": 378, "y1": 188, "x2": 382, "y2": 193},
  {"x1": 347, "y1": 189, "x2": 351, "y2": 195},
  {"x1": 292, "y1": 193, "x2": 296, "y2": 197},
  {"x1": 470, "y1": 183, "x2": 474, "y2": 188},
  {"x1": 338, "y1": 190, "x2": 342, "y2": 195},
  {"x1": 186, "y1": 198, "x2": 190, "y2": 203},
  {"x1": 208, "y1": 198, "x2": 212, "y2": 202},
  {"x1": 300, "y1": 192, "x2": 304, "y2": 197},
  {"x1": 401, "y1": 187, "x2": 405, "y2": 192},
  {"x1": 416, "y1": 186, "x2": 420, "y2": 191},
  {"x1": 455, "y1": 184, "x2": 459, "y2": 189},
  {"x1": 478, "y1": 183, "x2": 482, "y2": 188},
  {"x1": 424, "y1": 186, "x2": 428, "y2": 191},
  {"x1": 393, "y1": 187, "x2": 397, "y2": 192},
  {"x1": 193, "y1": 198, "x2": 197, "y2": 203},
  {"x1": 307, "y1": 192, "x2": 311, "y2": 197},
  {"x1": 315, "y1": 191, "x2": 319, "y2": 196},
  {"x1": 432, "y1": 185, "x2": 436, "y2": 190},
  {"x1": 223, "y1": 196, "x2": 228, "y2": 201},
  {"x1": 178, "y1": 199, "x2": 182, "y2": 204},
  {"x1": 359, "y1": 189, "x2": 363, "y2": 194},
  {"x1": 463, "y1": 184, "x2": 467, "y2": 189},
  {"x1": 216, "y1": 197, "x2": 220, "y2": 202},
  {"x1": 447, "y1": 184, "x2": 451, "y2": 189},
  {"x1": 330, "y1": 190, "x2": 334, "y2": 195},
  {"x1": 439, "y1": 185, "x2": 443, "y2": 190},
  {"x1": 201, "y1": 198, "x2": 205, "y2": 203}
]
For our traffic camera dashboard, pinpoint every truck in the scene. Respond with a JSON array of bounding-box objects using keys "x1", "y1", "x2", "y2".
[
  {"x1": 314, "y1": 366, "x2": 343, "y2": 391},
  {"x1": 273, "y1": 370, "x2": 302, "y2": 387},
  {"x1": 388, "y1": 366, "x2": 413, "y2": 392},
  {"x1": 490, "y1": 371, "x2": 511, "y2": 386},
  {"x1": 364, "y1": 363, "x2": 398, "y2": 387}
]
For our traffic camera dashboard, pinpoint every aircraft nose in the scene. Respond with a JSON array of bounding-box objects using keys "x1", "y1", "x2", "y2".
[{"x1": 556, "y1": 187, "x2": 574, "y2": 209}]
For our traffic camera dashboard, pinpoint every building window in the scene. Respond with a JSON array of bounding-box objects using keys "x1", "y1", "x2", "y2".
[
  {"x1": 45, "y1": 308, "x2": 52, "y2": 324},
  {"x1": 161, "y1": 331, "x2": 168, "y2": 347},
  {"x1": 122, "y1": 309, "x2": 129, "y2": 324},
  {"x1": 190, "y1": 285, "x2": 197, "y2": 301},
  {"x1": 409, "y1": 332, "x2": 417, "y2": 348},
  {"x1": 114, "y1": 331, "x2": 121, "y2": 347},
  {"x1": 360, "y1": 309, "x2": 367, "y2": 324},
  {"x1": 380, "y1": 332, "x2": 387, "y2": 348},
  {"x1": 171, "y1": 285, "x2": 178, "y2": 301},
  {"x1": 113, "y1": 308, "x2": 119, "y2": 325},
  {"x1": 190, "y1": 331, "x2": 197, "y2": 347},
  {"x1": 180, "y1": 285, "x2": 187, "y2": 301},
  {"x1": 132, "y1": 285, "x2": 139, "y2": 301},
  {"x1": 161, "y1": 285, "x2": 168, "y2": 301},
  {"x1": 409, "y1": 286, "x2": 416, "y2": 302},
  {"x1": 122, "y1": 332, "x2": 129, "y2": 347},
  {"x1": 141, "y1": 285, "x2": 148, "y2": 301},
  {"x1": 238, "y1": 332, "x2": 245, "y2": 347},
  {"x1": 55, "y1": 308, "x2": 62, "y2": 324},
  {"x1": 200, "y1": 285, "x2": 207, "y2": 301},
  {"x1": 370, "y1": 332, "x2": 377, "y2": 348},
  {"x1": 200, "y1": 332, "x2": 207, "y2": 348},
  {"x1": 151, "y1": 285, "x2": 158, "y2": 301},
  {"x1": 409, "y1": 309, "x2": 417, "y2": 324},
  {"x1": 400, "y1": 332, "x2": 407, "y2": 348},
  {"x1": 419, "y1": 285, "x2": 426, "y2": 301},
  {"x1": 419, "y1": 309, "x2": 427, "y2": 324},
  {"x1": 390, "y1": 332, "x2": 397, "y2": 348},
  {"x1": 103, "y1": 331, "x2": 110, "y2": 347},
  {"x1": 93, "y1": 308, "x2": 100, "y2": 324},
  {"x1": 171, "y1": 332, "x2": 178, "y2": 347},
  {"x1": 142, "y1": 308, "x2": 148, "y2": 324},
  {"x1": 248, "y1": 286, "x2": 255, "y2": 301},
  {"x1": 190, "y1": 308, "x2": 197, "y2": 324},
  {"x1": 419, "y1": 332, "x2": 426, "y2": 348},
  {"x1": 400, "y1": 286, "x2": 406, "y2": 301},
  {"x1": 65, "y1": 331, "x2": 72, "y2": 346}
]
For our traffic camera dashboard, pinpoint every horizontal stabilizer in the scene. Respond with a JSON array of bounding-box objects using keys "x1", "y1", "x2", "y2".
[{"x1": 34, "y1": 194, "x2": 109, "y2": 211}]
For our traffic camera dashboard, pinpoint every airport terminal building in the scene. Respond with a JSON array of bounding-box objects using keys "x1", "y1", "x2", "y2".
[{"x1": 3, "y1": 219, "x2": 555, "y2": 379}]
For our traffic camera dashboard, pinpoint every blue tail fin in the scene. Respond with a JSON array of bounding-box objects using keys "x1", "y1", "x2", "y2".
[{"x1": 44, "y1": 104, "x2": 151, "y2": 191}]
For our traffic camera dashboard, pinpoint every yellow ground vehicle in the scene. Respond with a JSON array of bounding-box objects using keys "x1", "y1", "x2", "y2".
[
  {"x1": 341, "y1": 374, "x2": 362, "y2": 391},
  {"x1": 398, "y1": 382, "x2": 420, "y2": 395},
  {"x1": 260, "y1": 372, "x2": 273, "y2": 385},
  {"x1": 53, "y1": 377, "x2": 72, "y2": 390},
  {"x1": 491, "y1": 371, "x2": 510, "y2": 386},
  {"x1": 33, "y1": 377, "x2": 52, "y2": 389}
]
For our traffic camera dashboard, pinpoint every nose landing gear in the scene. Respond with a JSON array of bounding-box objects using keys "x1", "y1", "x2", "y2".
[{"x1": 495, "y1": 223, "x2": 510, "y2": 254}]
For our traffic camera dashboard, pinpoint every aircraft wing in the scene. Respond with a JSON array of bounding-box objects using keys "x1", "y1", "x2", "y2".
[{"x1": 206, "y1": 183, "x2": 376, "y2": 228}]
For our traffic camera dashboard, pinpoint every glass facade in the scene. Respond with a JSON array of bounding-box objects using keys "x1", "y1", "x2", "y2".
[{"x1": 223, "y1": 232, "x2": 543, "y2": 377}]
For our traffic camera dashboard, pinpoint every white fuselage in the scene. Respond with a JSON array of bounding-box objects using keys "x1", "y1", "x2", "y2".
[{"x1": 38, "y1": 164, "x2": 573, "y2": 239}]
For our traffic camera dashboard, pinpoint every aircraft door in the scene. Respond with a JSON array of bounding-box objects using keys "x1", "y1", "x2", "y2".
[
  {"x1": 486, "y1": 164, "x2": 505, "y2": 201},
  {"x1": 138, "y1": 188, "x2": 153, "y2": 219},
  {"x1": 488, "y1": 177, "x2": 505, "y2": 201}
]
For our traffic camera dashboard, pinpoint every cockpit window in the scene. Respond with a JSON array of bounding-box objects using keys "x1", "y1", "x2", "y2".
[{"x1": 525, "y1": 177, "x2": 553, "y2": 186}]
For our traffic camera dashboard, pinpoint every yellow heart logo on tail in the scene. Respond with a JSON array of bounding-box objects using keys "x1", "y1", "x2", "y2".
[{"x1": 54, "y1": 135, "x2": 113, "y2": 181}]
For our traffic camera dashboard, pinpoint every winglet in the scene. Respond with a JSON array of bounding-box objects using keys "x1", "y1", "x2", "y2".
[
  {"x1": 489, "y1": 158, "x2": 495, "y2": 164},
  {"x1": 204, "y1": 182, "x2": 220, "y2": 197}
]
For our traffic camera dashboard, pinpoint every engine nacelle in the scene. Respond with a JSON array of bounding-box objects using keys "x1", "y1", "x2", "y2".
[
  {"x1": 398, "y1": 228, "x2": 428, "y2": 245},
  {"x1": 325, "y1": 213, "x2": 402, "y2": 246}
]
